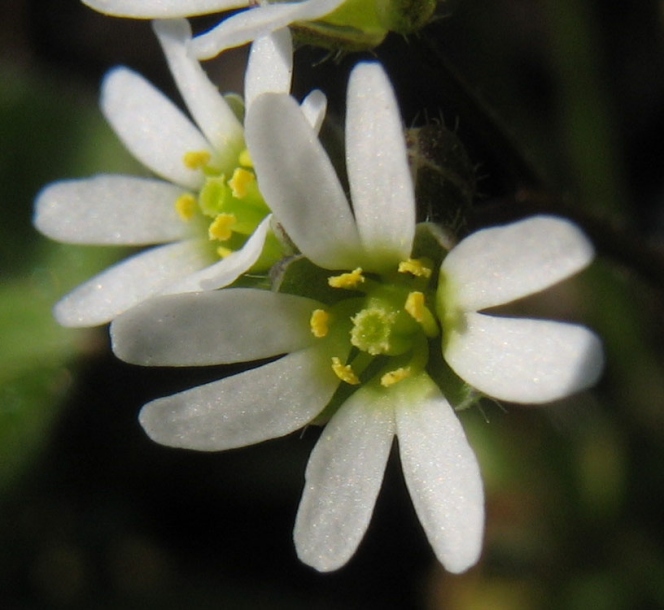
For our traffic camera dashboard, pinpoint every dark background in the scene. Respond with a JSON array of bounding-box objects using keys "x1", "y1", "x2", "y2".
[{"x1": 2, "y1": 1, "x2": 664, "y2": 608}]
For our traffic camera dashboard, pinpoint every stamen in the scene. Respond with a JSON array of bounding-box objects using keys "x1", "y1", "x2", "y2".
[
  {"x1": 238, "y1": 149, "x2": 253, "y2": 168},
  {"x1": 217, "y1": 246, "x2": 233, "y2": 258},
  {"x1": 405, "y1": 291, "x2": 426, "y2": 322},
  {"x1": 331, "y1": 357, "x2": 360, "y2": 385},
  {"x1": 381, "y1": 366, "x2": 412, "y2": 387},
  {"x1": 209, "y1": 213, "x2": 237, "y2": 241},
  {"x1": 398, "y1": 258, "x2": 432, "y2": 278},
  {"x1": 175, "y1": 193, "x2": 197, "y2": 221},
  {"x1": 310, "y1": 309, "x2": 330, "y2": 338},
  {"x1": 405, "y1": 291, "x2": 439, "y2": 337},
  {"x1": 183, "y1": 150, "x2": 212, "y2": 171},
  {"x1": 328, "y1": 268, "x2": 365, "y2": 289},
  {"x1": 228, "y1": 167, "x2": 255, "y2": 199}
]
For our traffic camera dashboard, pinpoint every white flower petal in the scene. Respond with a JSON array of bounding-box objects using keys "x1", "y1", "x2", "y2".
[
  {"x1": 294, "y1": 385, "x2": 396, "y2": 572},
  {"x1": 138, "y1": 344, "x2": 340, "y2": 451},
  {"x1": 444, "y1": 312, "x2": 605, "y2": 404},
  {"x1": 54, "y1": 239, "x2": 210, "y2": 327},
  {"x1": 111, "y1": 288, "x2": 319, "y2": 365},
  {"x1": 346, "y1": 63, "x2": 415, "y2": 268},
  {"x1": 244, "y1": 29, "x2": 293, "y2": 109},
  {"x1": 300, "y1": 89, "x2": 327, "y2": 134},
  {"x1": 192, "y1": 0, "x2": 346, "y2": 58},
  {"x1": 246, "y1": 92, "x2": 363, "y2": 269},
  {"x1": 34, "y1": 175, "x2": 192, "y2": 245},
  {"x1": 196, "y1": 214, "x2": 271, "y2": 290},
  {"x1": 441, "y1": 216, "x2": 595, "y2": 312},
  {"x1": 82, "y1": 0, "x2": 248, "y2": 17},
  {"x1": 101, "y1": 67, "x2": 210, "y2": 190},
  {"x1": 394, "y1": 374, "x2": 484, "y2": 573},
  {"x1": 153, "y1": 19, "x2": 244, "y2": 166}
]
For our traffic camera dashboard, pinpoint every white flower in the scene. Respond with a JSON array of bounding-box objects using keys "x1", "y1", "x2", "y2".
[
  {"x1": 34, "y1": 19, "x2": 326, "y2": 327},
  {"x1": 438, "y1": 215, "x2": 605, "y2": 404},
  {"x1": 82, "y1": 0, "x2": 346, "y2": 59},
  {"x1": 111, "y1": 63, "x2": 485, "y2": 573},
  {"x1": 110, "y1": 63, "x2": 603, "y2": 573}
]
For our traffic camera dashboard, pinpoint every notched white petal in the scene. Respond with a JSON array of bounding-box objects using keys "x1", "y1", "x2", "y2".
[
  {"x1": 34, "y1": 175, "x2": 192, "y2": 245},
  {"x1": 444, "y1": 312, "x2": 605, "y2": 404},
  {"x1": 246, "y1": 92, "x2": 363, "y2": 269},
  {"x1": 346, "y1": 63, "x2": 415, "y2": 268},
  {"x1": 442, "y1": 216, "x2": 595, "y2": 312},
  {"x1": 138, "y1": 345, "x2": 339, "y2": 451},
  {"x1": 153, "y1": 19, "x2": 243, "y2": 161},
  {"x1": 394, "y1": 375, "x2": 484, "y2": 573},
  {"x1": 294, "y1": 385, "x2": 396, "y2": 572},
  {"x1": 54, "y1": 239, "x2": 210, "y2": 327},
  {"x1": 101, "y1": 67, "x2": 210, "y2": 190},
  {"x1": 245, "y1": 29, "x2": 293, "y2": 109},
  {"x1": 111, "y1": 289, "x2": 320, "y2": 365}
]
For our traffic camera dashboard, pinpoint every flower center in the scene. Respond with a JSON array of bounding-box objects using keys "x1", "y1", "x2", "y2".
[
  {"x1": 310, "y1": 259, "x2": 439, "y2": 389},
  {"x1": 174, "y1": 147, "x2": 278, "y2": 269}
]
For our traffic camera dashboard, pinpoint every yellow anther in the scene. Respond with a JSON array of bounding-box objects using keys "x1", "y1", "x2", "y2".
[
  {"x1": 216, "y1": 245, "x2": 233, "y2": 258},
  {"x1": 398, "y1": 258, "x2": 432, "y2": 278},
  {"x1": 228, "y1": 167, "x2": 255, "y2": 199},
  {"x1": 381, "y1": 367, "x2": 412, "y2": 387},
  {"x1": 238, "y1": 149, "x2": 253, "y2": 168},
  {"x1": 404, "y1": 291, "x2": 439, "y2": 337},
  {"x1": 183, "y1": 150, "x2": 212, "y2": 170},
  {"x1": 328, "y1": 268, "x2": 365, "y2": 289},
  {"x1": 208, "y1": 213, "x2": 237, "y2": 241},
  {"x1": 405, "y1": 291, "x2": 426, "y2": 322},
  {"x1": 310, "y1": 309, "x2": 330, "y2": 338},
  {"x1": 175, "y1": 193, "x2": 197, "y2": 221},
  {"x1": 331, "y1": 357, "x2": 360, "y2": 385}
]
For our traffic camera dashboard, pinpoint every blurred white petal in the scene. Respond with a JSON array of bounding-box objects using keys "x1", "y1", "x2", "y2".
[
  {"x1": 138, "y1": 345, "x2": 340, "y2": 450},
  {"x1": 444, "y1": 312, "x2": 605, "y2": 403},
  {"x1": 153, "y1": 19, "x2": 244, "y2": 163},
  {"x1": 246, "y1": 92, "x2": 364, "y2": 269},
  {"x1": 82, "y1": 0, "x2": 248, "y2": 17},
  {"x1": 34, "y1": 175, "x2": 192, "y2": 245},
  {"x1": 101, "y1": 67, "x2": 209, "y2": 190},
  {"x1": 54, "y1": 239, "x2": 210, "y2": 327},
  {"x1": 442, "y1": 216, "x2": 595, "y2": 311},
  {"x1": 294, "y1": 385, "x2": 395, "y2": 572},
  {"x1": 300, "y1": 89, "x2": 327, "y2": 134},
  {"x1": 245, "y1": 29, "x2": 293, "y2": 109},
  {"x1": 346, "y1": 63, "x2": 415, "y2": 269},
  {"x1": 192, "y1": 0, "x2": 346, "y2": 58},
  {"x1": 111, "y1": 288, "x2": 319, "y2": 365},
  {"x1": 395, "y1": 375, "x2": 484, "y2": 573}
]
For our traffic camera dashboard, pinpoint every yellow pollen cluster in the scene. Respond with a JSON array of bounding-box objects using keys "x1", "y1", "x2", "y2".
[
  {"x1": 228, "y1": 167, "x2": 255, "y2": 199},
  {"x1": 238, "y1": 149, "x2": 253, "y2": 168},
  {"x1": 175, "y1": 193, "x2": 197, "y2": 221},
  {"x1": 405, "y1": 291, "x2": 426, "y2": 322},
  {"x1": 310, "y1": 309, "x2": 330, "y2": 338},
  {"x1": 183, "y1": 150, "x2": 212, "y2": 170},
  {"x1": 381, "y1": 366, "x2": 412, "y2": 387},
  {"x1": 209, "y1": 213, "x2": 237, "y2": 241},
  {"x1": 216, "y1": 245, "x2": 233, "y2": 258},
  {"x1": 328, "y1": 268, "x2": 365, "y2": 289},
  {"x1": 331, "y1": 357, "x2": 360, "y2": 385},
  {"x1": 398, "y1": 258, "x2": 432, "y2": 278}
]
